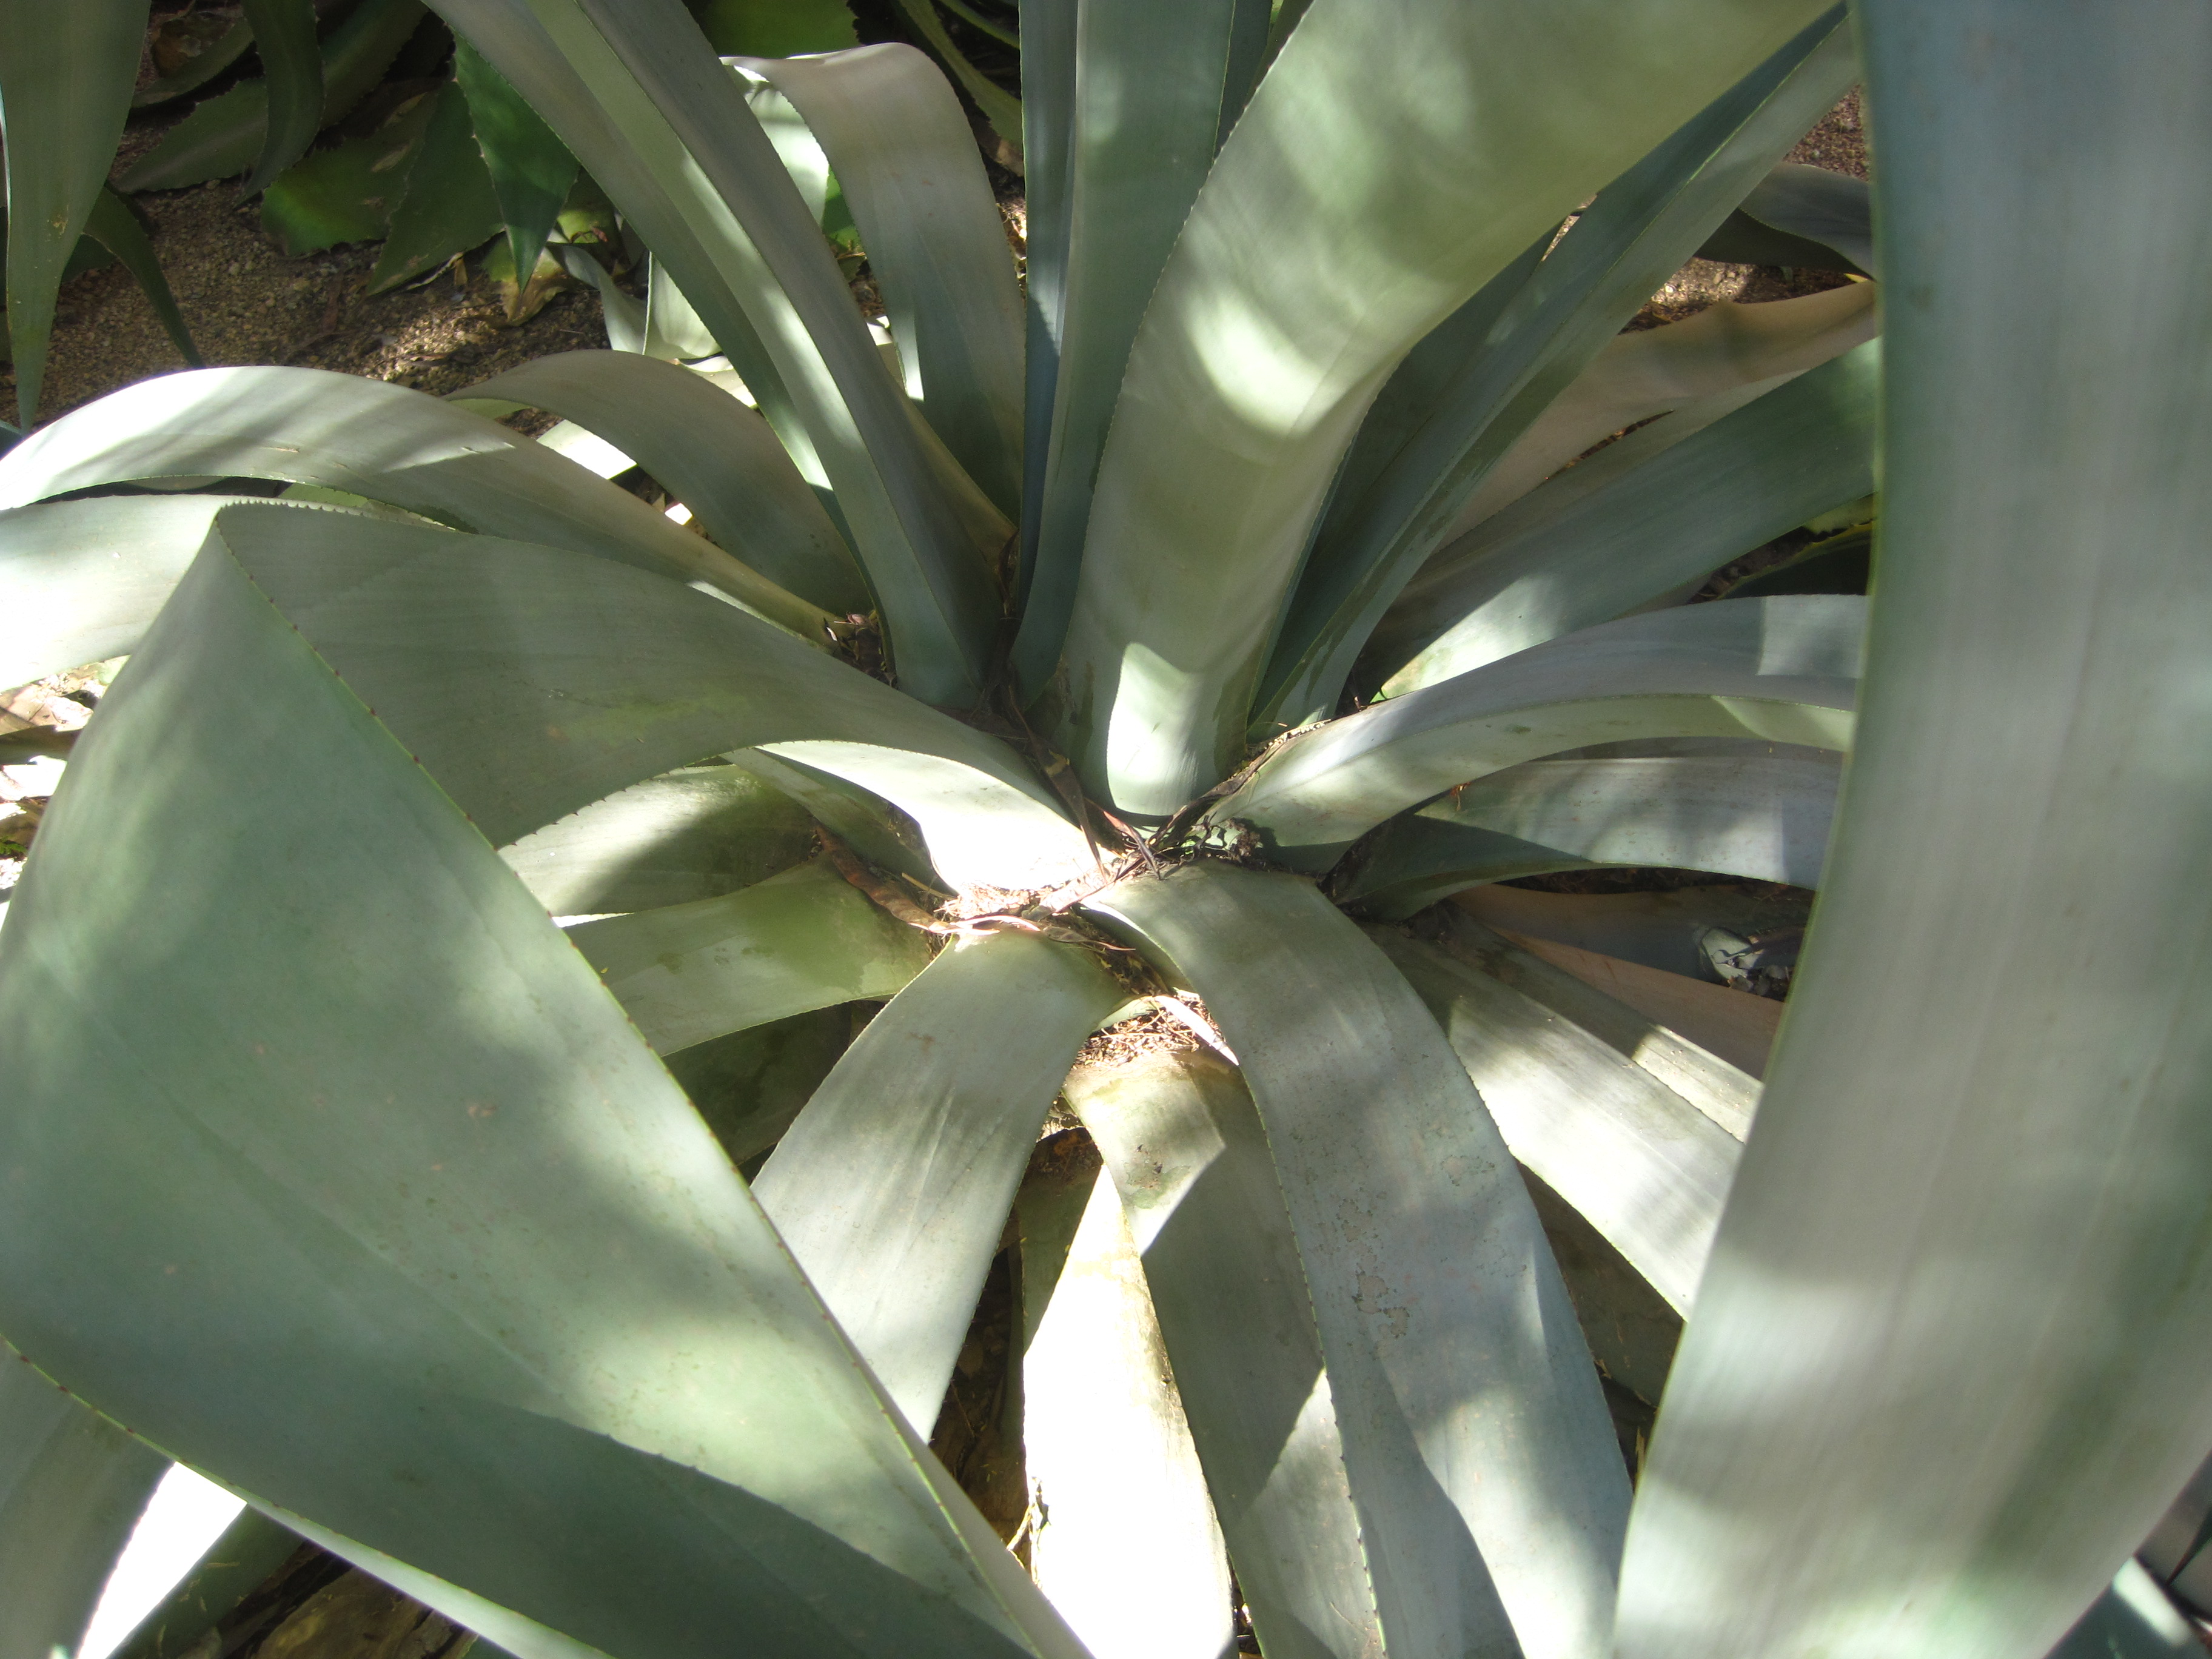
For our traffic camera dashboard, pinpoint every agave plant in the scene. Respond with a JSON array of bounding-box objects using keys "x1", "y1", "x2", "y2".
[{"x1": 4, "y1": 1, "x2": 2211, "y2": 1658}]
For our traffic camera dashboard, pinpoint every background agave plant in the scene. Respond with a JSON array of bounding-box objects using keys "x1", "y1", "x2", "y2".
[{"x1": 4, "y1": 1, "x2": 2211, "y2": 1658}]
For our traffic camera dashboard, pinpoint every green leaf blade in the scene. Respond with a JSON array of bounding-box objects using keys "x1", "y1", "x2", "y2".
[
  {"x1": 1217, "y1": 596, "x2": 1863, "y2": 869},
  {"x1": 455, "y1": 349, "x2": 872, "y2": 612},
  {"x1": 1065, "y1": 1049, "x2": 1383, "y2": 1659},
  {"x1": 569, "y1": 856, "x2": 931, "y2": 1054},
  {"x1": 1047, "y1": 0, "x2": 1837, "y2": 813},
  {"x1": 455, "y1": 36, "x2": 581, "y2": 287},
  {"x1": 0, "y1": 367, "x2": 831, "y2": 640},
  {"x1": 0, "y1": 525, "x2": 1069, "y2": 1659},
  {"x1": 1614, "y1": 7, "x2": 2212, "y2": 1655},
  {"x1": 0, "y1": 0, "x2": 145, "y2": 423},
  {"x1": 1374, "y1": 337, "x2": 1880, "y2": 694},
  {"x1": 752, "y1": 930, "x2": 1124, "y2": 1430},
  {"x1": 238, "y1": 0, "x2": 326, "y2": 196},
  {"x1": 739, "y1": 45, "x2": 1025, "y2": 518},
  {"x1": 1084, "y1": 865, "x2": 1630, "y2": 1659},
  {"x1": 1255, "y1": 10, "x2": 1857, "y2": 734},
  {"x1": 367, "y1": 81, "x2": 504, "y2": 292}
]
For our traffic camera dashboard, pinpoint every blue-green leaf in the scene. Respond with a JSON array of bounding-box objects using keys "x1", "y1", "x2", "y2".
[
  {"x1": 456, "y1": 349, "x2": 871, "y2": 612},
  {"x1": 0, "y1": 521, "x2": 1085, "y2": 1659},
  {"x1": 752, "y1": 930, "x2": 1122, "y2": 1429},
  {"x1": 1374, "y1": 928, "x2": 1739, "y2": 1313},
  {"x1": 1084, "y1": 864, "x2": 1629, "y2": 1659},
  {"x1": 1614, "y1": 7, "x2": 2212, "y2": 1654},
  {"x1": 197, "y1": 504, "x2": 1088, "y2": 886},
  {"x1": 1, "y1": 1345, "x2": 170, "y2": 1659},
  {"x1": 1254, "y1": 10, "x2": 1857, "y2": 735},
  {"x1": 737, "y1": 47, "x2": 1025, "y2": 518},
  {"x1": 1008, "y1": 0, "x2": 1254, "y2": 692},
  {"x1": 1375, "y1": 339, "x2": 1879, "y2": 693},
  {"x1": 1338, "y1": 751, "x2": 1840, "y2": 919},
  {"x1": 1213, "y1": 596, "x2": 1862, "y2": 870},
  {"x1": 1064, "y1": 1050, "x2": 1381, "y2": 1659},
  {"x1": 0, "y1": 367, "x2": 830, "y2": 640},
  {"x1": 569, "y1": 856, "x2": 931, "y2": 1054},
  {"x1": 498, "y1": 763, "x2": 817, "y2": 915}
]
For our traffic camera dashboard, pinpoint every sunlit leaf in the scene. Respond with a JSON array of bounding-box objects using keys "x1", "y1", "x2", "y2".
[
  {"x1": 1065, "y1": 1050, "x2": 1382, "y2": 1659},
  {"x1": 0, "y1": 368, "x2": 830, "y2": 639},
  {"x1": 1338, "y1": 751, "x2": 1840, "y2": 919},
  {"x1": 1615, "y1": 8, "x2": 2212, "y2": 1655},
  {"x1": 1214, "y1": 595, "x2": 1862, "y2": 869},
  {"x1": 1255, "y1": 12, "x2": 1856, "y2": 734},
  {"x1": 0, "y1": 1344, "x2": 170, "y2": 1659},
  {"x1": 753, "y1": 930, "x2": 1122, "y2": 1429},
  {"x1": 1084, "y1": 864, "x2": 1629, "y2": 1659},
  {"x1": 1047, "y1": 0, "x2": 1837, "y2": 813},
  {"x1": 456, "y1": 349, "x2": 871, "y2": 612},
  {"x1": 0, "y1": 523, "x2": 1084, "y2": 1659},
  {"x1": 739, "y1": 46, "x2": 1025, "y2": 516},
  {"x1": 569, "y1": 856, "x2": 931, "y2": 1054}
]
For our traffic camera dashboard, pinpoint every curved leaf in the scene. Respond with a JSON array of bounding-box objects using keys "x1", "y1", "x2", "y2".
[
  {"x1": 1339, "y1": 751, "x2": 1840, "y2": 919},
  {"x1": 0, "y1": 494, "x2": 287, "y2": 688},
  {"x1": 82, "y1": 190, "x2": 204, "y2": 371},
  {"x1": 1429, "y1": 902, "x2": 1762, "y2": 1140},
  {"x1": 499, "y1": 763, "x2": 817, "y2": 915},
  {"x1": 1255, "y1": 11, "x2": 1857, "y2": 735},
  {"x1": 116, "y1": 0, "x2": 431, "y2": 193},
  {"x1": 1441, "y1": 281, "x2": 1878, "y2": 543},
  {"x1": 0, "y1": 367, "x2": 831, "y2": 640},
  {"x1": 1014, "y1": 0, "x2": 1076, "y2": 580},
  {"x1": 1373, "y1": 929, "x2": 1739, "y2": 1313},
  {"x1": 429, "y1": 0, "x2": 1004, "y2": 705},
  {"x1": 200, "y1": 504, "x2": 1089, "y2": 887},
  {"x1": 1083, "y1": 864, "x2": 1629, "y2": 1659},
  {"x1": 568, "y1": 856, "x2": 931, "y2": 1054},
  {"x1": 1047, "y1": 0, "x2": 1837, "y2": 814},
  {"x1": 1008, "y1": 0, "x2": 1255, "y2": 692},
  {"x1": 1615, "y1": 7, "x2": 2212, "y2": 1655},
  {"x1": 887, "y1": 0, "x2": 1021, "y2": 149},
  {"x1": 134, "y1": 16, "x2": 257, "y2": 108},
  {"x1": 238, "y1": 0, "x2": 325, "y2": 196},
  {"x1": 1021, "y1": 1160, "x2": 1236, "y2": 1659},
  {"x1": 366, "y1": 81, "x2": 508, "y2": 292},
  {"x1": 752, "y1": 930, "x2": 1122, "y2": 1430},
  {"x1": 0, "y1": 518, "x2": 1083, "y2": 1659},
  {"x1": 1, "y1": 1345, "x2": 171, "y2": 1659},
  {"x1": 1375, "y1": 340, "x2": 1879, "y2": 692},
  {"x1": 455, "y1": 36, "x2": 580, "y2": 287},
  {"x1": 1702, "y1": 161, "x2": 1872, "y2": 275},
  {"x1": 0, "y1": 0, "x2": 143, "y2": 423},
  {"x1": 1064, "y1": 1050, "x2": 1382, "y2": 1659},
  {"x1": 739, "y1": 46, "x2": 1025, "y2": 518},
  {"x1": 456, "y1": 350, "x2": 871, "y2": 613},
  {"x1": 1213, "y1": 595, "x2": 1862, "y2": 869}
]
